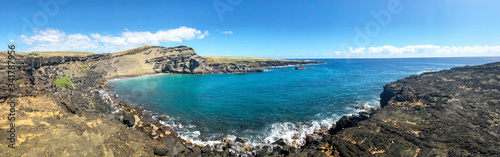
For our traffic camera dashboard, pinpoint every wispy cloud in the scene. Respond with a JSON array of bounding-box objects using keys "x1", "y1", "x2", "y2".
[
  {"x1": 331, "y1": 45, "x2": 500, "y2": 57},
  {"x1": 20, "y1": 27, "x2": 209, "y2": 52},
  {"x1": 216, "y1": 29, "x2": 233, "y2": 35}
]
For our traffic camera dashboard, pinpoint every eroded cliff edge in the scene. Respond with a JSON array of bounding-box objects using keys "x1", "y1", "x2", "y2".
[{"x1": 91, "y1": 45, "x2": 323, "y2": 78}]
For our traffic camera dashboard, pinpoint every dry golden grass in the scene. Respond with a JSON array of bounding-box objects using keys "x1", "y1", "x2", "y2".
[
  {"x1": 8, "y1": 51, "x2": 95, "y2": 57},
  {"x1": 113, "y1": 45, "x2": 151, "y2": 56},
  {"x1": 202, "y1": 56, "x2": 290, "y2": 64}
]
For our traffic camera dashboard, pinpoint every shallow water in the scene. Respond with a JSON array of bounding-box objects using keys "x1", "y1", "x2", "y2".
[{"x1": 107, "y1": 57, "x2": 500, "y2": 146}]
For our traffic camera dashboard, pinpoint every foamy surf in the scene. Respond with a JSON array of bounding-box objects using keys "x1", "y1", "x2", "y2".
[
  {"x1": 106, "y1": 73, "x2": 169, "y2": 82},
  {"x1": 156, "y1": 99, "x2": 380, "y2": 147}
]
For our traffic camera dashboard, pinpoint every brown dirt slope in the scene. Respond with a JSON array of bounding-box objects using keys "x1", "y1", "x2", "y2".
[{"x1": 0, "y1": 96, "x2": 166, "y2": 156}]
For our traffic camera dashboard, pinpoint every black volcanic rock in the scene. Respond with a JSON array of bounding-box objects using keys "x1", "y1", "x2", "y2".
[
  {"x1": 272, "y1": 138, "x2": 287, "y2": 146},
  {"x1": 295, "y1": 62, "x2": 500, "y2": 156},
  {"x1": 295, "y1": 66, "x2": 306, "y2": 70},
  {"x1": 123, "y1": 112, "x2": 136, "y2": 127}
]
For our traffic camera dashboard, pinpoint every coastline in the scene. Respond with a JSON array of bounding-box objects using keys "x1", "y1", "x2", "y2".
[
  {"x1": 98, "y1": 60, "x2": 500, "y2": 156},
  {"x1": 2, "y1": 46, "x2": 498, "y2": 156},
  {"x1": 106, "y1": 73, "x2": 170, "y2": 82},
  {"x1": 100, "y1": 61, "x2": 333, "y2": 148},
  {"x1": 99, "y1": 59, "x2": 389, "y2": 151}
]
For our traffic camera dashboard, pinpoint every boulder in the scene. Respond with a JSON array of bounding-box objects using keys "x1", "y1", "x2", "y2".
[
  {"x1": 158, "y1": 115, "x2": 167, "y2": 121},
  {"x1": 123, "y1": 112, "x2": 136, "y2": 127},
  {"x1": 222, "y1": 138, "x2": 232, "y2": 144},
  {"x1": 272, "y1": 138, "x2": 287, "y2": 146},
  {"x1": 153, "y1": 145, "x2": 169, "y2": 156},
  {"x1": 236, "y1": 137, "x2": 247, "y2": 143}
]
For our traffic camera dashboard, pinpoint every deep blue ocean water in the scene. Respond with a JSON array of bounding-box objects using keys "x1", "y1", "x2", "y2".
[{"x1": 106, "y1": 57, "x2": 500, "y2": 146}]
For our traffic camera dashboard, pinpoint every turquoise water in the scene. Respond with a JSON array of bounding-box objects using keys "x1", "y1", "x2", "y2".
[{"x1": 107, "y1": 57, "x2": 500, "y2": 145}]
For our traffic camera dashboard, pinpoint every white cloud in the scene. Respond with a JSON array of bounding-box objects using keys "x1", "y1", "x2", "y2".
[
  {"x1": 20, "y1": 27, "x2": 209, "y2": 52},
  {"x1": 334, "y1": 45, "x2": 500, "y2": 57},
  {"x1": 20, "y1": 28, "x2": 99, "y2": 52},
  {"x1": 216, "y1": 29, "x2": 233, "y2": 34}
]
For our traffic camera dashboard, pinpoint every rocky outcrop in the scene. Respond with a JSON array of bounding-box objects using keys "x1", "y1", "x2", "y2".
[
  {"x1": 208, "y1": 60, "x2": 323, "y2": 73},
  {"x1": 209, "y1": 62, "x2": 265, "y2": 73},
  {"x1": 144, "y1": 46, "x2": 212, "y2": 74},
  {"x1": 295, "y1": 62, "x2": 500, "y2": 156},
  {"x1": 22, "y1": 54, "x2": 107, "y2": 69}
]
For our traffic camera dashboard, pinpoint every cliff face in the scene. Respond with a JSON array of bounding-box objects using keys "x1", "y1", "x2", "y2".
[
  {"x1": 92, "y1": 45, "x2": 322, "y2": 77},
  {"x1": 144, "y1": 46, "x2": 212, "y2": 74},
  {"x1": 296, "y1": 62, "x2": 500, "y2": 157},
  {"x1": 89, "y1": 46, "x2": 212, "y2": 77}
]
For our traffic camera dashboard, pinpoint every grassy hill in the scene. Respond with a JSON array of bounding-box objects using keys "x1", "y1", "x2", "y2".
[
  {"x1": 1, "y1": 51, "x2": 95, "y2": 57},
  {"x1": 202, "y1": 56, "x2": 294, "y2": 64}
]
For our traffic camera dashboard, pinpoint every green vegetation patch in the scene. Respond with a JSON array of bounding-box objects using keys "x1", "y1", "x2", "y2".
[
  {"x1": 17, "y1": 51, "x2": 94, "y2": 57},
  {"x1": 202, "y1": 56, "x2": 290, "y2": 64},
  {"x1": 54, "y1": 77, "x2": 74, "y2": 89},
  {"x1": 75, "y1": 62, "x2": 90, "y2": 72}
]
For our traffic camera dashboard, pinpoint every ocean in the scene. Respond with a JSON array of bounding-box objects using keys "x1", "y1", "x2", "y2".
[{"x1": 106, "y1": 57, "x2": 500, "y2": 146}]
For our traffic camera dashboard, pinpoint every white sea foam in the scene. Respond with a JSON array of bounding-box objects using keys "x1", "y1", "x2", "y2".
[
  {"x1": 107, "y1": 73, "x2": 168, "y2": 82},
  {"x1": 156, "y1": 98, "x2": 381, "y2": 147},
  {"x1": 416, "y1": 70, "x2": 436, "y2": 74}
]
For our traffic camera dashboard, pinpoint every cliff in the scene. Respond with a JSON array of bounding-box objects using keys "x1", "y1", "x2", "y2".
[{"x1": 90, "y1": 46, "x2": 323, "y2": 78}]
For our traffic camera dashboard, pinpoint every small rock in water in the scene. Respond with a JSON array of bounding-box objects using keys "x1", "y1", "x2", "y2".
[
  {"x1": 222, "y1": 138, "x2": 232, "y2": 144},
  {"x1": 158, "y1": 115, "x2": 167, "y2": 121},
  {"x1": 236, "y1": 137, "x2": 247, "y2": 143},
  {"x1": 355, "y1": 106, "x2": 361, "y2": 109},
  {"x1": 295, "y1": 66, "x2": 306, "y2": 70}
]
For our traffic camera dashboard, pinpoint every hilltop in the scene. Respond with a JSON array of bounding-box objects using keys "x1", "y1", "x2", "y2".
[{"x1": 1, "y1": 51, "x2": 95, "y2": 57}]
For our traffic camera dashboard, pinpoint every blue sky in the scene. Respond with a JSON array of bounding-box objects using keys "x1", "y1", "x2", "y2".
[{"x1": 1, "y1": 0, "x2": 500, "y2": 58}]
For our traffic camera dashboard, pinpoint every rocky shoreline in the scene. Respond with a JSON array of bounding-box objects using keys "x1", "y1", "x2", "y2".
[{"x1": 1, "y1": 46, "x2": 498, "y2": 156}]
